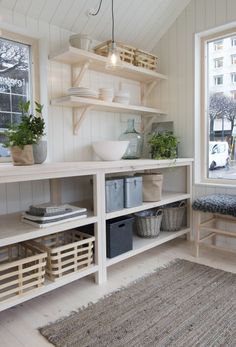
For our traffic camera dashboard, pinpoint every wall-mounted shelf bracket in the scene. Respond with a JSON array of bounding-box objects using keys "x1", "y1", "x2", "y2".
[
  {"x1": 73, "y1": 106, "x2": 91, "y2": 134},
  {"x1": 72, "y1": 60, "x2": 91, "y2": 86},
  {"x1": 141, "y1": 80, "x2": 158, "y2": 106}
]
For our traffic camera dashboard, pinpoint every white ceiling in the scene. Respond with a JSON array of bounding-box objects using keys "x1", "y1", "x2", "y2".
[{"x1": 0, "y1": 0, "x2": 191, "y2": 51}]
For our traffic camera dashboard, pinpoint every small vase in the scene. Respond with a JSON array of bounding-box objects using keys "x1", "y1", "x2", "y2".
[
  {"x1": 10, "y1": 145, "x2": 34, "y2": 166},
  {"x1": 119, "y1": 119, "x2": 143, "y2": 159},
  {"x1": 33, "y1": 140, "x2": 47, "y2": 164}
]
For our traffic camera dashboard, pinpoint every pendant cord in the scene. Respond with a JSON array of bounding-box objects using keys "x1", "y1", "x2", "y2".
[
  {"x1": 90, "y1": 0, "x2": 103, "y2": 16},
  {"x1": 111, "y1": 0, "x2": 114, "y2": 43}
]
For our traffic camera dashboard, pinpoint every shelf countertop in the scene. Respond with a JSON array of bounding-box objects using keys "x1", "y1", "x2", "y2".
[{"x1": 0, "y1": 159, "x2": 193, "y2": 183}]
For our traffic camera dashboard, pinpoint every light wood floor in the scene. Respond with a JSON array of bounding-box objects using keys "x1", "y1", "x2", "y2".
[{"x1": 0, "y1": 239, "x2": 235, "y2": 347}]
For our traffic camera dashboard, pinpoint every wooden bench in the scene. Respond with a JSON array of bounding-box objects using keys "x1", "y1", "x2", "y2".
[{"x1": 192, "y1": 194, "x2": 236, "y2": 256}]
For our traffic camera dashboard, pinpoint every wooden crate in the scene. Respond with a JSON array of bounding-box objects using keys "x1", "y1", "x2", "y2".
[
  {"x1": 134, "y1": 49, "x2": 158, "y2": 70},
  {"x1": 30, "y1": 230, "x2": 95, "y2": 281},
  {"x1": 94, "y1": 40, "x2": 136, "y2": 64},
  {"x1": 0, "y1": 242, "x2": 47, "y2": 302}
]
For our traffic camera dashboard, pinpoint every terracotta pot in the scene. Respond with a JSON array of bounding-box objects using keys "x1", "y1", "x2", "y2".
[
  {"x1": 33, "y1": 140, "x2": 47, "y2": 164},
  {"x1": 10, "y1": 145, "x2": 34, "y2": 166}
]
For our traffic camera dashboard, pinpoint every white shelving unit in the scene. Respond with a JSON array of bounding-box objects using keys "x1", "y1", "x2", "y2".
[
  {"x1": 49, "y1": 46, "x2": 167, "y2": 134},
  {"x1": 0, "y1": 159, "x2": 193, "y2": 312}
]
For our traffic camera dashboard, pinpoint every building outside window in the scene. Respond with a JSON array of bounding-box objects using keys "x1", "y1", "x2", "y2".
[
  {"x1": 231, "y1": 36, "x2": 236, "y2": 46},
  {"x1": 231, "y1": 72, "x2": 236, "y2": 83},
  {"x1": 231, "y1": 54, "x2": 236, "y2": 64},
  {"x1": 214, "y1": 40, "x2": 223, "y2": 50},
  {"x1": 214, "y1": 57, "x2": 223, "y2": 68},
  {"x1": 0, "y1": 32, "x2": 37, "y2": 161},
  {"x1": 231, "y1": 90, "x2": 236, "y2": 99},
  {"x1": 214, "y1": 75, "x2": 223, "y2": 85}
]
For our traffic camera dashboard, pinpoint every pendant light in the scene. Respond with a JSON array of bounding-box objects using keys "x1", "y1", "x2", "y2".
[{"x1": 105, "y1": 0, "x2": 122, "y2": 69}]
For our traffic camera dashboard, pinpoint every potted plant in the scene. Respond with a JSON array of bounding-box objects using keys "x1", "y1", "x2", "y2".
[
  {"x1": 148, "y1": 132, "x2": 179, "y2": 159},
  {"x1": 4, "y1": 100, "x2": 46, "y2": 165}
]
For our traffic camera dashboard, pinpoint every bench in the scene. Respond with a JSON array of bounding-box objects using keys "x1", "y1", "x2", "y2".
[{"x1": 192, "y1": 194, "x2": 236, "y2": 256}]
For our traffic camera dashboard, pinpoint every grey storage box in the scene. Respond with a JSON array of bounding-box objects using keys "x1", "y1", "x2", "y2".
[
  {"x1": 124, "y1": 176, "x2": 143, "y2": 208},
  {"x1": 142, "y1": 173, "x2": 163, "y2": 202},
  {"x1": 106, "y1": 216, "x2": 134, "y2": 258},
  {"x1": 105, "y1": 178, "x2": 124, "y2": 213}
]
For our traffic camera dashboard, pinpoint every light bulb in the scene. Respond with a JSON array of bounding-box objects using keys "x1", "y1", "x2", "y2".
[{"x1": 106, "y1": 42, "x2": 122, "y2": 70}]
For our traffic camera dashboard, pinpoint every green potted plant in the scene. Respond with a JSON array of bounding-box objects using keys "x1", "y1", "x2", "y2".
[
  {"x1": 148, "y1": 132, "x2": 179, "y2": 159},
  {"x1": 4, "y1": 100, "x2": 46, "y2": 165}
]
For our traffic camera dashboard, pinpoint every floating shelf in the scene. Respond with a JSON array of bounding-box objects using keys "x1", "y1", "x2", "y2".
[{"x1": 49, "y1": 46, "x2": 168, "y2": 83}]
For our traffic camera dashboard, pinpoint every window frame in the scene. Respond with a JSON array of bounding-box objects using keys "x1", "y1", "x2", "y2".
[
  {"x1": 0, "y1": 30, "x2": 40, "y2": 163},
  {"x1": 196, "y1": 27, "x2": 236, "y2": 186}
]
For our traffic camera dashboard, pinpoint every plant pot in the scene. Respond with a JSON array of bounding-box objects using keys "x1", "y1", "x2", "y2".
[
  {"x1": 10, "y1": 145, "x2": 34, "y2": 166},
  {"x1": 33, "y1": 140, "x2": 47, "y2": 164}
]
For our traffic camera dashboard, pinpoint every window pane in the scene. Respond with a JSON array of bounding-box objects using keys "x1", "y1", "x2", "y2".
[
  {"x1": 0, "y1": 37, "x2": 31, "y2": 158},
  {"x1": 207, "y1": 35, "x2": 236, "y2": 180}
]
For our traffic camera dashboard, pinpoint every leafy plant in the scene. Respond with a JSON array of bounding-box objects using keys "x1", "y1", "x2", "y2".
[
  {"x1": 148, "y1": 132, "x2": 179, "y2": 159},
  {"x1": 4, "y1": 100, "x2": 45, "y2": 148}
]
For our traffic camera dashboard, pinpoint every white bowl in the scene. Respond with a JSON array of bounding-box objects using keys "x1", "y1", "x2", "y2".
[
  {"x1": 92, "y1": 141, "x2": 129, "y2": 161},
  {"x1": 114, "y1": 96, "x2": 130, "y2": 104}
]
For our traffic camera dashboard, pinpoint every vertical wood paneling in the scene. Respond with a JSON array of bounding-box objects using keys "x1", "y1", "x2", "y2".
[{"x1": 215, "y1": 0, "x2": 227, "y2": 26}]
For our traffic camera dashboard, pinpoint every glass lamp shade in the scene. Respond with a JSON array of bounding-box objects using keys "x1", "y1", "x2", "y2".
[{"x1": 106, "y1": 42, "x2": 122, "y2": 69}]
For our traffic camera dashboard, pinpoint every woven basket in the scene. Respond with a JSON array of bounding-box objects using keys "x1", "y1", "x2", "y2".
[
  {"x1": 134, "y1": 49, "x2": 158, "y2": 71},
  {"x1": 135, "y1": 209, "x2": 163, "y2": 238},
  {"x1": 161, "y1": 201, "x2": 186, "y2": 232},
  {"x1": 94, "y1": 40, "x2": 136, "y2": 64}
]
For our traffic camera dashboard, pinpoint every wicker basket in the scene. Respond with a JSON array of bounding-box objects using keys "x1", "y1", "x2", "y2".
[
  {"x1": 94, "y1": 40, "x2": 136, "y2": 64},
  {"x1": 0, "y1": 242, "x2": 47, "y2": 302},
  {"x1": 134, "y1": 49, "x2": 158, "y2": 71},
  {"x1": 30, "y1": 230, "x2": 95, "y2": 281},
  {"x1": 161, "y1": 201, "x2": 186, "y2": 232},
  {"x1": 135, "y1": 209, "x2": 163, "y2": 238}
]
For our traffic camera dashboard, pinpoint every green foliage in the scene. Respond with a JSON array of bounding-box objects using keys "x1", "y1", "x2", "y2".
[
  {"x1": 4, "y1": 100, "x2": 45, "y2": 148},
  {"x1": 148, "y1": 132, "x2": 179, "y2": 159}
]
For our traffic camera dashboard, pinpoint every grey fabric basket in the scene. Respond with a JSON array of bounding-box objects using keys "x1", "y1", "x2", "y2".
[
  {"x1": 135, "y1": 209, "x2": 163, "y2": 238},
  {"x1": 161, "y1": 201, "x2": 186, "y2": 231}
]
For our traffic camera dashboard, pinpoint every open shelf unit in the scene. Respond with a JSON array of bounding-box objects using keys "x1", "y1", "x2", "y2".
[
  {"x1": 49, "y1": 46, "x2": 168, "y2": 133},
  {"x1": 0, "y1": 159, "x2": 193, "y2": 311}
]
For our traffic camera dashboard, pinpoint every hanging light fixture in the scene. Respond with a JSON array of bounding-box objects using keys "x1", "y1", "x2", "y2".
[
  {"x1": 88, "y1": 0, "x2": 122, "y2": 69},
  {"x1": 105, "y1": 0, "x2": 122, "y2": 69}
]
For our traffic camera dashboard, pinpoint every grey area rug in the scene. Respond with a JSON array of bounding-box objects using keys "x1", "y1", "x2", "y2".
[{"x1": 40, "y1": 259, "x2": 236, "y2": 347}]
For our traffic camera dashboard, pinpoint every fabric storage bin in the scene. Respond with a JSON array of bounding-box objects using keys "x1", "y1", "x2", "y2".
[
  {"x1": 30, "y1": 230, "x2": 95, "y2": 281},
  {"x1": 105, "y1": 178, "x2": 124, "y2": 213},
  {"x1": 135, "y1": 209, "x2": 163, "y2": 238},
  {"x1": 161, "y1": 201, "x2": 186, "y2": 231},
  {"x1": 142, "y1": 173, "x2": 163, "y2": 202},
  {"x1": 0, "y1": 242, "x2": 47, "y2": 302},
  {"x1": 106, "y1": 216, "x2": 134, "y2": 258},
  {"x1": 124, "y1": 176, "x2": 143, "y2": 208}
]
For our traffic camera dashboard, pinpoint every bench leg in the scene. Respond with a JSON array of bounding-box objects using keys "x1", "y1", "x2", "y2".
[{"x1": 194, "y1": 211, "x2": 201, "y2": 257}]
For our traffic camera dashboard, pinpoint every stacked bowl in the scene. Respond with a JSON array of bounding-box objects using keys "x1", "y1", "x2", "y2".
[
  {"x1": 114, "y1": 91, "x2": 130, "y2": 104},
  {"x1": 99, "y1": 88, "x2": 114, "y2": 102}
]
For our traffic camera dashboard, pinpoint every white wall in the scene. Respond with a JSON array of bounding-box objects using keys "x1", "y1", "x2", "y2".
[{"x1": 0, "y1": 6, "x2": 142, "y2": 214}]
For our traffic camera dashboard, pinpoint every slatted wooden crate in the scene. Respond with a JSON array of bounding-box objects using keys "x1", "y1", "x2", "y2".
[
  {"x1": 134, "y1": 49, "x2": 158, "y2": 70},
  {"x1": 30, "y1": 230, "x2": 95, "y2": 281},
  {"x1": 94, "y1": 40, "x2": 136, "y2": 64},
  {"x1": 0, "y1": 242, "x2": 47, "y2": 302}
]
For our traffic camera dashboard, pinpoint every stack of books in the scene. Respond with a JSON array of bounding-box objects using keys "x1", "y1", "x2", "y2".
[{"x1": 21, "y1": 203, "x2": 87, "y2": 228}]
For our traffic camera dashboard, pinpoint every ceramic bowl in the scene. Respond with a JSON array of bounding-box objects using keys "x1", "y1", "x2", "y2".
[{"x1": 92, "y1": 140, "x2": 129, "y2": 161}]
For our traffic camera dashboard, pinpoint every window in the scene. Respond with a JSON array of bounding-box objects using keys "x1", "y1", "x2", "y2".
[
  {"x1": 214, "y1": 40, "x2": 223, "y2": 50},
  {"x1": 214, "y1": 57, "x2": 223, "y2": 68},
  {"x1": 0, "y1": 31, "x2": 38, "y2": 161},
  {"x1": 231, "y1": 54, "x2": 236, "y2": 64},
  {"x1": 231, "y1": 73, "x2": 236, "y2": 83},
  {"x1": 231, "y1": 37, "x2": 236, "y2": 46},
  {"x1": 214, "y1": 75, "x2": 223, "y2": 85},
  {"x1": 199, "y1": 32, "x2": 236, "y2": 183}
]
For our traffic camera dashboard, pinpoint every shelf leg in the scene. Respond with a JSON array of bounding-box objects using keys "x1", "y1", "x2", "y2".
[
  {"x1": 93, "y1": 172, "x2": 107, "y2": 284},
  {"x1": 73, "y1": 106, "x2": 91, "y2": 135},
  {"x1": 72, "y1": 61, "x2": 90, "y2": 87},
  {"x1": 50, "y1": 178, "x2": 61, "y2": 204}
]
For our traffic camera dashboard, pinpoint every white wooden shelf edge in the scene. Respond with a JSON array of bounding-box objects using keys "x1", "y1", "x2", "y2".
[
  {"x1": 106, "y1": 228, "x2": 190, "y2": 267},
  {"x1": 49, "y1": 46, "x2": 168, "y2": 82},
  {"x1": 106, "y1": 192, "x2": 191, "y2": 220},
  {"x1": 0, "y1": 265, "x2": 98, "y2": 312},
  {"x1": 51, "y1": 96, "x2": 166, "y2": 116},
  {"x1": 0, "y1": 212, "x2": 97, "y2": 247}
]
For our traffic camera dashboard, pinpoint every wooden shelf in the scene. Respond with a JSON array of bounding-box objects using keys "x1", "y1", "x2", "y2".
[
  {"x1": 0, "y1": 211, "x2": 97, "y2": 247},
  {"x1": 106, "y1": 228, "x2": 190, "y2": 267},
  {"x1": 51, "y1": 96, "x2": 166, "y2": 116},
  {"x1": 49, "y1": 46, "x2": 168, "y2": 83},
  {"x1": 106, "y1": 192, "x2": 190, "y2": 220},
  {"x1": 0, "y1": 265, "x2": 98, "y2": 312}
]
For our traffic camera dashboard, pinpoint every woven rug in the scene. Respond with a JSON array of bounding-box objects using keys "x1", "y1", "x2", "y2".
[{"x1": 40, "y1": 259, "x2": 236, "y2": 347}]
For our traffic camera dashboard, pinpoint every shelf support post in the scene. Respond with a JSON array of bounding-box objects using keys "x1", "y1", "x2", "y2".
[
  {"x1": 72, "y1": 60, "x2": 91, "y2": 87},
  {"x1": 73, "y1": 106, "x2": 91, "y2": 135},
  {"x1": 141, "y1": 80, "x2": 158, "y2": 106}
]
